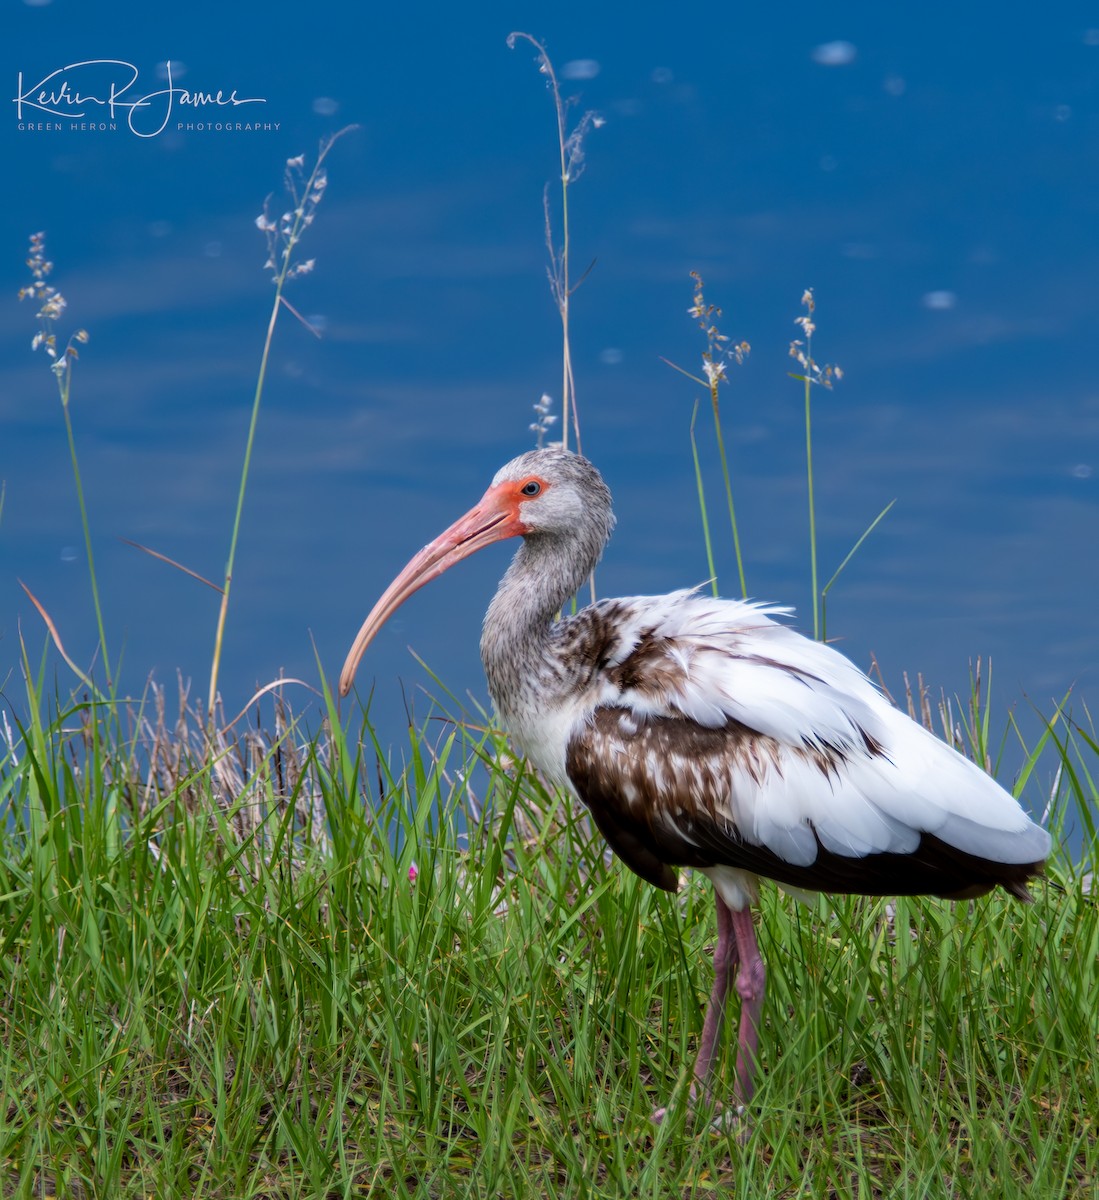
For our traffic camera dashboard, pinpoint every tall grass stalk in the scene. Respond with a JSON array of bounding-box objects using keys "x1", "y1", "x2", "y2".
[
  {"x1": 57, "y1": 364, "x2": 113, "y2": 695},
  {"x1": 803, "y1": 367, "x2": 820, "y2": 637},
  {"x1": 666, "y1": 273, "x2": 750, "y2": 597},
  {"x1": 819, "y1": 497, "x2": 896, "y2": 641},
  {"x1": 508, "y1": 32, "x2": 601, "y2": 456},
  {"x1": 789, "y1": 288, "x2": 853, "y2": 641},
  {"x1": 687, "y1": 399, "x2": 719, "y2": 597},
  {"x1": 711, "y1": 381, "x2": 747, "y2": 597},
  {"x1": 18, "y1": 234, "x2": 108, "y2": 694},
  {"x1": 207, "y1": 130, "x2": 352, "y2": 718},
  {"x1": 790, "y1": 290, "x2": 827, "y2": 638}
]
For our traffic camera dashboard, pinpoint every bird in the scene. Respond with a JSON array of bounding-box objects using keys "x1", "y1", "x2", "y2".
[{"x1": 339, "y1": 446, "x2": 1051, "y2": 1122}]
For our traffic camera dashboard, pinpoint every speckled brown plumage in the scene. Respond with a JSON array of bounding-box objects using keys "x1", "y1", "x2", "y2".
[{"x1": 566, "y1": 707, "x2": 1042, "y2": 902}]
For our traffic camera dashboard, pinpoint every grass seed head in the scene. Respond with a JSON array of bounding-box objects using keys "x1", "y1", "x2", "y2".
[
  {"x1": 690, "y1": 272, "x2": 750, "y2": 390},
  {"x1": 19, "y1": 232, "x2": 89, "y2": 384},
  {"x1": 791, "y1": 287, "x2": 841, "y2": 389},
  {"x1": 530, "y1": 392, "x2": 560, "y2": 448}
]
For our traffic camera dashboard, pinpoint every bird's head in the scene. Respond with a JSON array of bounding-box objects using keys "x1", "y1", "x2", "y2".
[
  {"x1": 338, "y1": 447, "x2": 614, "y2": 697},
  {"x1": 488, "y1": 447, "x2": 614, "y2": 539}
]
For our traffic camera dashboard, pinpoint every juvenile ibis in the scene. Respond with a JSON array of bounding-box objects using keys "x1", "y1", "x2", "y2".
[{"x1": 339, "y1": 447, "x2": 1051, "y2": 1121}]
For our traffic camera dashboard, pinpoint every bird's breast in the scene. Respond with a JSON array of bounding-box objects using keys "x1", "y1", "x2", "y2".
[{"x1": 497, "y1": 691, "x2": 594, "y2": 790}]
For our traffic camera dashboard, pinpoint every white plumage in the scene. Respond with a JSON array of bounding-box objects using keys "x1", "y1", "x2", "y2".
[{"x1": 340, "y1": 447, "x2": 1051, "y2": 1122}]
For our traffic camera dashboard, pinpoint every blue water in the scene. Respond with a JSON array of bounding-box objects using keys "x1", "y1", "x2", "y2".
[{"x1": 3, "y1": 2, "x2": 1097, "y2": 801}]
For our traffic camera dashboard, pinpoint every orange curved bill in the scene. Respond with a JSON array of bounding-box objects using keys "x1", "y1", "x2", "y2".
[{"x1": 339, "y1": 483, "x2": 523, "y2": 697}]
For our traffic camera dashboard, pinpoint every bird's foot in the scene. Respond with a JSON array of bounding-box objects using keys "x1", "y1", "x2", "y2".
[
  {"x1": 707, "y1": 1103, "x2": 749, "y2": 1141},
  {"x1": 650, "y1": 1092, "x2": 749, "y2": 1138},
  {"x1": 650, "y1": 1080, "x2": 702, "y2": 1125}
]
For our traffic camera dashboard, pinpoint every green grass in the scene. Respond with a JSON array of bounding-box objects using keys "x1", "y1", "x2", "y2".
[{"x1": 0, "y1": 676, "x2": 1095, "y2": 1199}]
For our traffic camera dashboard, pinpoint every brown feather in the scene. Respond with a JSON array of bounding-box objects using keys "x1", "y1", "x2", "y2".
[{"x1": 565, "y1": 707, "x2": 1045, "y2": 901}]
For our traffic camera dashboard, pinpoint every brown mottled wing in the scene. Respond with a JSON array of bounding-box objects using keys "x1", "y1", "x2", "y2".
[
  {"x1": 565, "y1": 707, "x2": 1044, "y2": 901},
  {"x1": 576, "y1": 800, "x2": 680, "y2": 893}
]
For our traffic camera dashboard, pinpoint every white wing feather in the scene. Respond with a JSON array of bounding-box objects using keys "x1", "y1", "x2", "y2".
[{"x1": 586, "y1": 590, "x2": 1050, "y2": 868}]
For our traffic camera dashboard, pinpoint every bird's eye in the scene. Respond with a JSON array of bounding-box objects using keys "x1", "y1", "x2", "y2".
[{"x1": 520, "y1": 480, "x2": 542, "y2": 497}]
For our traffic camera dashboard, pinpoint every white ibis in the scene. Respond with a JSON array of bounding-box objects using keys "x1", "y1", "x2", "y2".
[{"x1": 339, "y1": 447, "x2": 1051, "y2": 1121}]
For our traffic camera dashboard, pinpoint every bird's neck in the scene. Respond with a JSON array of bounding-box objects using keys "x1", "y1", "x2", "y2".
[{"x1": 480, "y1": 534, "x2": 591, "y2": 719}]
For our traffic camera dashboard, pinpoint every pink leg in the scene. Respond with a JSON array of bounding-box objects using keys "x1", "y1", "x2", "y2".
[
  {"x1": 692, "y1": 893, "x2": 740, "y2": 1099},
  {"x1": 653, "y1": 893, "x2": 766, "y2": 1123},
  {"x1": 653, "y1": 897, "x2": 739, "y2": 1122},
  {"x1": 728, "y1": 904, "x2": 766, "y2": 1108}
]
